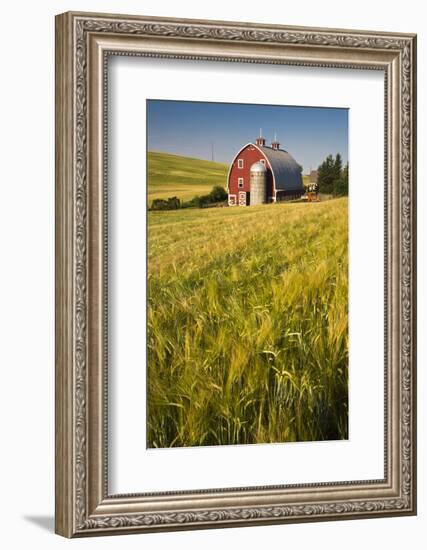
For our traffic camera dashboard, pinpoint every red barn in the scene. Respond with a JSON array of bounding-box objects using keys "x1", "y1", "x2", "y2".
[{"x1": 227, "y1": 135, "x2": 304, "y2": 206}]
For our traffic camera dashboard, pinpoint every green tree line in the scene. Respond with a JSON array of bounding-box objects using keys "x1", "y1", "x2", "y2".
[
  {"x1": 150, "y1": 185, "x2": 228, "y2": 211},
  {"x1": 317, "y1": 153, "x2": 348, "y2": 196}
]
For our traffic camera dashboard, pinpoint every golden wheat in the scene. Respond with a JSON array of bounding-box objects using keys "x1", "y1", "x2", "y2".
[{"x1": 147, "y1": 198, "x2": 348, "y2": 447}]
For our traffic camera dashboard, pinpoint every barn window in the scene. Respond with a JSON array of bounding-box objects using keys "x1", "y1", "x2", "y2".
[
  {"x1": 238, "y1": 158, "x2": 244, "y2": 169},
  {"x1": 238, "y1": 177, "x2": 244, "y2": 188}
]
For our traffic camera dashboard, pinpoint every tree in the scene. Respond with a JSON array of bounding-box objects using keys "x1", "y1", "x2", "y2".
[
  {"x1": 209, "y1": 185, "x2": 228, "y2": 203},
  {"x1": 317, "y1": 154, "x2": 335, "y2": 194},
  {"x1": 334, "y1": 162, "x2": 348, "y2": 196},
  {"x1": 333, "y1": 153, "x2": 343, "y2": 182},
  {"x1": 167, "y1": 196, "x2": 181, "y2": 209},
  {"x1": 150, "y1": 196, "x2": 181, "y2": 211},
  {"x1": 317, "y1": 153, "x2": 348, "y2": 196},
  {"x1": 150, "y1": 185, "x2": 228, "y2": 211}
]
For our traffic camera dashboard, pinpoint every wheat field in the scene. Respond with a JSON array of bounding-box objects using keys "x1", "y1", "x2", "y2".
[{"x1": 147, "y1": 198, "x2": 348, "y2": 448}]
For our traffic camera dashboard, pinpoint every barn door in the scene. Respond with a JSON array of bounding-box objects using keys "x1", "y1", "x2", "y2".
[{"x1": 238, "y1": 191, "x2": 246, "y2": 206}]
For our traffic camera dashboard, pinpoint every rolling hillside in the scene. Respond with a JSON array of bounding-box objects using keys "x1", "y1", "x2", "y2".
[{"x1": 147, "y1": 151, "x2": 228, "y2": 203}]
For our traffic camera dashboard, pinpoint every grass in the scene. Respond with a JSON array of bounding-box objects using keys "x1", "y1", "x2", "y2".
[
  {"x1": 147, "y1": 151, "x2": 228, "y2": 203},
  {"x1": 147, "y1": 198, "x2": 348, "y2": 448}
]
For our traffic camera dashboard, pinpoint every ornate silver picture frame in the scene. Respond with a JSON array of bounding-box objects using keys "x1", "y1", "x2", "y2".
[{"x1": 55, "y1": 11, "x2": 416, "y2": 537}]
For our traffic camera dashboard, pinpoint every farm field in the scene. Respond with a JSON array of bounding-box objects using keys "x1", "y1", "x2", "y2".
[
  {"x1": 147, "y1": 198, "x2": 348, "y2": 448},
  {"x1": 147, "y1": 151, "x2": 228, "y2": 203}
]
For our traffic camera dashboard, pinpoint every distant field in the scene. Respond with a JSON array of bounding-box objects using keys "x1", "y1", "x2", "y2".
[
  {"x1": 147, "y1": 151, "x2": 228, "y2": 203},
  {"x1": 302, "y1": 174, "x2": 310, "y2": 187},
  {"x1": 147, "y1": 198, "x2": 349, "y2": 448}
]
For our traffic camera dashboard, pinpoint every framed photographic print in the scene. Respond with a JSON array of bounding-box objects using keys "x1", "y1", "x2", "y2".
[{"x1": 55, "y1": 11, "x2": 417, "y2": 537}]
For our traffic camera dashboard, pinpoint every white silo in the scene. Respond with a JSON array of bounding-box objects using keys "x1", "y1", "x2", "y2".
[{"x1": 250, "y1": 161, "x2": 267, "y2": 205}]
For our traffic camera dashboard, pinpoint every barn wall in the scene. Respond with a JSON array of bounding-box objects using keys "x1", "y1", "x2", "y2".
[
  {"x1": 228, "y1": 145, "x2": 274, "y2": 205},
  {"x1": 276, "y1": 189, "x2": 304, "y2": 201}
]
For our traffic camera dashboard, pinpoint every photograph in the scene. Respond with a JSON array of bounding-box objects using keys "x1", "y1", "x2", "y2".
[{"x1": 146, "y1": 99, "x2": 349, "y2": 449}]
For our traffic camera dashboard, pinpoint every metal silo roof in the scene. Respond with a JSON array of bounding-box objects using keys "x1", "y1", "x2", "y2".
[
  {"x1": 250, "y1": 161, "x2": 267, "y2": 173},
  {"x1": 258, "y1": 146, "x2": 304, "y2": 192}
]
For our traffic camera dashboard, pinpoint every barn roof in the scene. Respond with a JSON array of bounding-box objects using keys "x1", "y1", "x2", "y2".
[{"x1": 258, "y1": 146, "x2": 304, "y2": 192}]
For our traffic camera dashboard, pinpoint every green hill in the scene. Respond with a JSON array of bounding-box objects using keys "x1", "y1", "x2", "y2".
[{"x1": 147, "y1": 151, "x2": 228, "y2": 203}]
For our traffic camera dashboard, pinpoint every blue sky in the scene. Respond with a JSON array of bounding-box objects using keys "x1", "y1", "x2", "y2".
[{"x1": 147, "y1": 100, "x2": 348, "y2": 174}]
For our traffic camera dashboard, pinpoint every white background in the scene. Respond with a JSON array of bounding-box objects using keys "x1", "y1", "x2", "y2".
[
  {"x1": 0, "y1": 1, "x2": 424, "y2": 548},
  {"x1": 109, "y1": 59, "x2": 385, "y2": 493}
]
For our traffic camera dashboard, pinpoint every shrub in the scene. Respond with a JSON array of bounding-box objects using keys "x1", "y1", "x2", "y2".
[
  {"x1": 150, "y1": 196, "x2": 181, "y2": 211},
  {"x1": 209, "y1": 185, "x2": 228, "y2": 203},
  {"x1": 150, "y1": 186, "x2": 228, "y2": 211}
]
